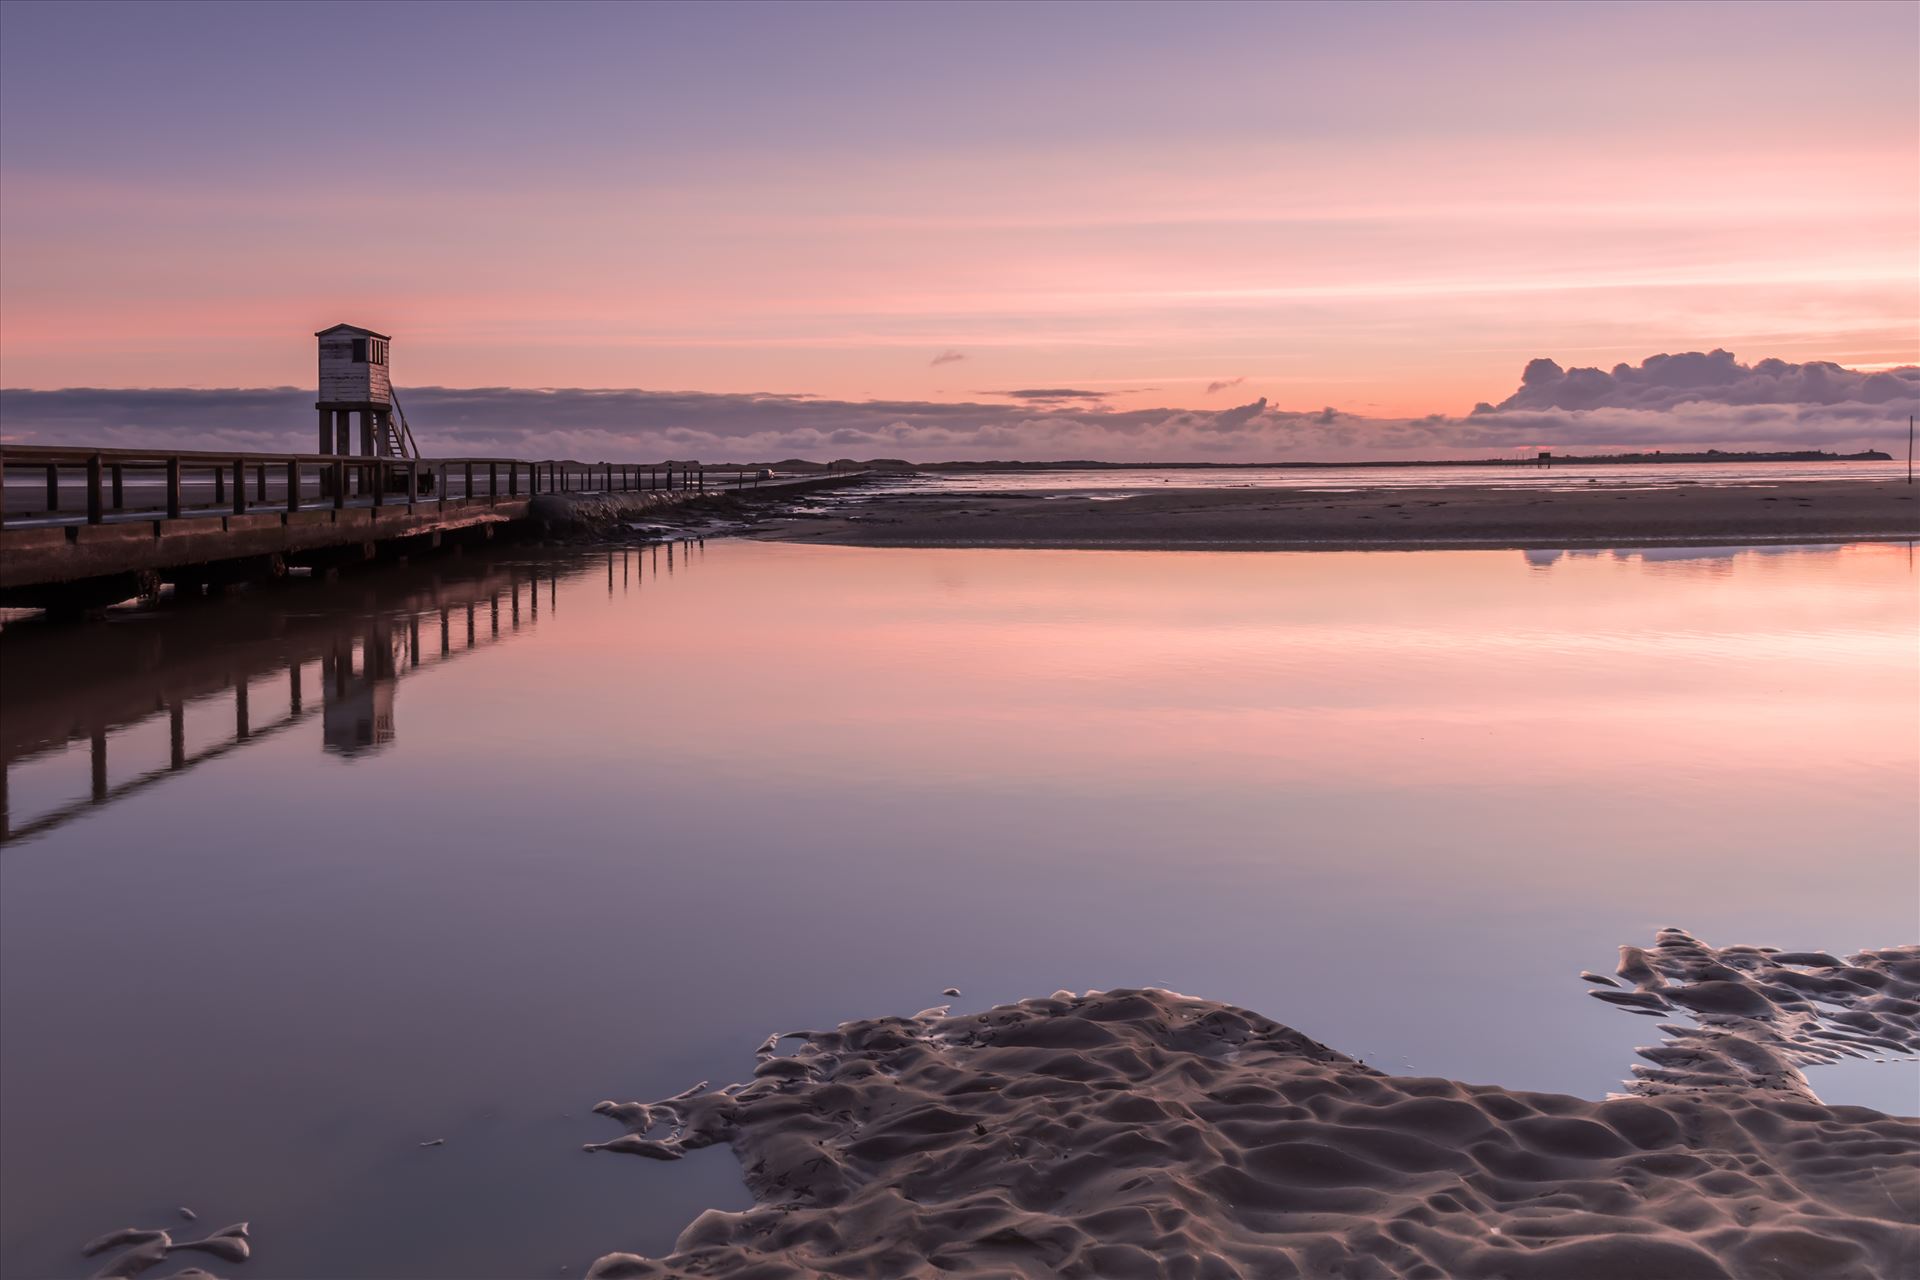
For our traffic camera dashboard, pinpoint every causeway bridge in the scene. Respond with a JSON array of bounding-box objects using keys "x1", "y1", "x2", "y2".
[{"x1": 0, "y1": 444, "x2": 864, "y2": 610}]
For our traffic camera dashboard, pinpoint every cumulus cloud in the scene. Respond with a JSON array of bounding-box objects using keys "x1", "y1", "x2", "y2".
[
  {"x1": 1477, "y1": 349, "x2": 1919, "y2": 414},
  {"x1": 1205, "y1": 376, "x2": 1245, "y2": 394},
  {"x1": 930, "y1": 350, "x2": 965, "y2": 366},
  {"x1": 2, "y1": 351, "x2": 1913, "y2": 463}
]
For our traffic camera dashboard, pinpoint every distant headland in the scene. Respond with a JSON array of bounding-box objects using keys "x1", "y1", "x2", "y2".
[{"x1": 770, "y1": 449, "x2": 1893, "y2": 473}]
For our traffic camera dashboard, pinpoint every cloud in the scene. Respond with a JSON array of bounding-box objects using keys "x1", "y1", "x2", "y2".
[
  {"x1": 1478, "y1": 349, "x2": 1919, "y2": 414},
  {"x1": 930, "y1": 350, "x2": 965, "y2": 366},
  {"x1": 1205, "y1": 376, "x2": 1245, "y2": 394},
  {"x1": 992, "y1": 388, "x2": 1110, "y2": 403},
  {"x1": 2, "y1": 351, "x2": 1913, "y2": 463}
]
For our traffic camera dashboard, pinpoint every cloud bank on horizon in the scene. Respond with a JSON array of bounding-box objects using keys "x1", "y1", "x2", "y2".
[{"x1": 2, "y1": 351, "x2": 1914, "y2": 463}]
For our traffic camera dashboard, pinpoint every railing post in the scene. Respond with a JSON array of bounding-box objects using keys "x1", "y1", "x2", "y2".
[
  {"x1": 372, "y1": 456, "x2": 385, "y2": 507},
  {"x1": 232, "y1": 458, "x2": 246, "y2": 514},
  {"x1": 488, "y1": 462, "x2": 498, "y2": 501},
  {"x1": 463, "y1": 462, "x2": 473, "y2": 502},
  {"x1": 255, "y1": 463, "x2": 267, "y2": 503},
  {"x1": 408, "y1": 459, "x2": 419, "y2": 509},
  {"x1": 166, "y1": 457, "x2": 182, "y2": 519},
  {"x1": 510, "y1": 462, "x2": 520, "y2": 497},
  {"x1": 438, "y1": 463, "x2": 447, "y2": 509},
  {"x1": 286, "y1": 459, "x2": 301, "y2": 513},
  {"x1": 214, "y1": 463, "x2": 226, "y2": 507},
  {"x1": 86, "y1": 454, "x2": 104, "y2": 524},
  {"x1": 111, "y1": 464, "x2": 125, "y2": 509},
  {"x1": 45, "y1": 463, "x2": 58, "y2": 512},
  {"x1": 334, "y1": 460, "x2": 347, "y2": 509}
]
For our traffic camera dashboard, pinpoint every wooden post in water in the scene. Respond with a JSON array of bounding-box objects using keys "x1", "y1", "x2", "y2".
[
  {"x1": 90, "y1": 729, "x2": 108, "y2": 802},
  {"x1": 169, "y1": 703, "x2": 185, "y2": 769}
]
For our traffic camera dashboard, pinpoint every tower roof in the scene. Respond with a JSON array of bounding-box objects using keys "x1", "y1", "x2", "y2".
[{"x1": 315, "y1": 323, "x2": 392, "y2": 340}]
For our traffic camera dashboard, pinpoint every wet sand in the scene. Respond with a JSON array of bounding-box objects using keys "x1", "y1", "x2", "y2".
[
  {"x1": 760, "y1": 479, "x2": 1920, "y2": 550},
  {"x1": 582, "y1": 932, "x2": 1918, "y2": 1279}
]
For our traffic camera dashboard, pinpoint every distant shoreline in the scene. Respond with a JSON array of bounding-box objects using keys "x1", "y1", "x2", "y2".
[
  {"x1": 804, "y1": 450, "x2": 1894, "y2": 474},
  {"x1": 759, "y1": 478, "x2": 1920, "y2": 552}
]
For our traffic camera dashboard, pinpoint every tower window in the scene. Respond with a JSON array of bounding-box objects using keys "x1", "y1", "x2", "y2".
[{"x1": 351, "y1": 338, "x2": 368, "y2": 362}]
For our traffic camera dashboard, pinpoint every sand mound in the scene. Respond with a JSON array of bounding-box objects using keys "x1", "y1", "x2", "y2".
[
  {"x1": 584, "y1": 935, "x2": 1919, "y2": 1279},
  {"x1": 1587, "y1": 928, "x2": 1920, "y2": 1098}
]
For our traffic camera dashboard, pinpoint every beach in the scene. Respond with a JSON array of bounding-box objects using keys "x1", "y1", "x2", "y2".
[
  {"x1": 761, "y1": 479, "x2": 1920, "y2": 551},
  {"x1": 582, "y1": 933, "x2": 1920, "y2": 1279}
]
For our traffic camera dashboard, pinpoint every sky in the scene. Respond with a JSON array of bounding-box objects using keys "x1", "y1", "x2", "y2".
[{"x1": 1, "y1": 0, "x2": 1916, "y2": 460}]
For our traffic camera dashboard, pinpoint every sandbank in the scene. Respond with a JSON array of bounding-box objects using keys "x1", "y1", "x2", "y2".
[{"x1": 757, "y1": 479, "x2": 1920, "y2": 551}]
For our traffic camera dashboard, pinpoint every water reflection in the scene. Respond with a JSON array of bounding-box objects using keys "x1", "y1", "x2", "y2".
[
  {"x1": 1521, "y1": 543, "x2": 1851, "y2": 574},
  {"x1": 0, "y1": 538, "x2": 1912, "y2": 1279},
  {"x1": 0, "y1": 543, "x2": 707, "y2": 843}
]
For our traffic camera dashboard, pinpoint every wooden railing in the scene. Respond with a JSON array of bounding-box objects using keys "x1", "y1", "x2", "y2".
[{"x1": 0, "y1": 445, "x2": 773, "y2": 527}]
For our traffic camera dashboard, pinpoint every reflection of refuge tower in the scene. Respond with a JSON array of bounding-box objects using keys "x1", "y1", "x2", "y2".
[
  {"x1": 316, "y1": 324, "x2": 417, "y2": 460},
  {"x1": 321, "y1": 630, "x2": 398, "y2": 757}
]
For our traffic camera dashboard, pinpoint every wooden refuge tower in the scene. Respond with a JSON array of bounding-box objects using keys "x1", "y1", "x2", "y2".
[{"x1": 316, "y1": 324, "x2": 417, "y2": 460}]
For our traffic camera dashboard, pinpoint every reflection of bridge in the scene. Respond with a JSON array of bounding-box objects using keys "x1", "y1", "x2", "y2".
[{"x1": 0, "y1": 547, "x2": 698, "y2": 845}]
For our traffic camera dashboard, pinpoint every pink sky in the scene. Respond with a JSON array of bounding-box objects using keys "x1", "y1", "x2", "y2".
[{"x1": 0, "y1": 2, "x2": 1914, "y2": 440}]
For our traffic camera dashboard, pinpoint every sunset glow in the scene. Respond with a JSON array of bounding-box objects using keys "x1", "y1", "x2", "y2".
[{"x1": 2, "y1": 1, "x2": 1914, "y2": 457}]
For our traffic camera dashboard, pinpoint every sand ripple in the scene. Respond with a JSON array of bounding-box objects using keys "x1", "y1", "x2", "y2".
[
  {"x1": 585, "y1": 937, "x2": 1918, "y2": 1279},
  {"x1": 1591, "y1": 928, "x2": 1920, "y2": 1098}
]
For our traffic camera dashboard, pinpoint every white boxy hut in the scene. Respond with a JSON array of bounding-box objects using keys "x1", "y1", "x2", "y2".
[{"x1": 316, "y1": 324, "x2": 414, "y2": 457}]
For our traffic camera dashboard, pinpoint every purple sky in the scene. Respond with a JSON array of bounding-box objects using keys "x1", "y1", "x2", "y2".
[{"x1": 1, "y1": 1, "x2": 1915, "y2": 459}]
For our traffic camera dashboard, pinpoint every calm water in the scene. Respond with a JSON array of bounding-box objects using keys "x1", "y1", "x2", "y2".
[
  {"x1": 877, "y1": 459, "x2": 1907, "y2": 495},
  {"x1": 2, "y1": 539, "x2": 1916, "y2": 1277}
]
